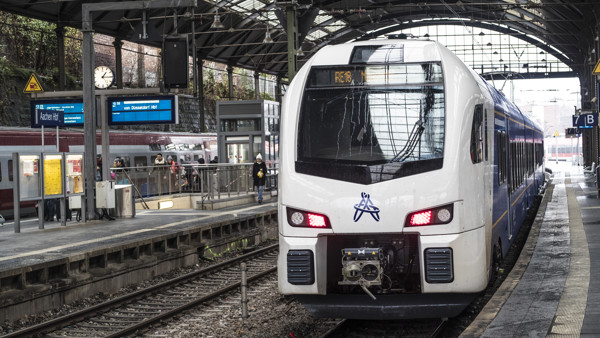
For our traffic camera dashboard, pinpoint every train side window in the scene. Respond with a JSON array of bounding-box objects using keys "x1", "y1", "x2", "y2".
[
  {"x1": 470, "y1": 105, "x2": 484, "y2": 164},
  {"x1": 134, "y1": 156, "x2": 147, "y2": 171},
  {"x1": 0, "y1": 160, "x2": 2, "y2": 181},
  {"x1": 497, "y1": 131, "x2": 507, "y2": 185},
  {"x1": 8, "y1": 159, "x2": 13, "y2": 181},
  {"x1": 509, "y1": 142, "x2": 516, "y2": 193}
]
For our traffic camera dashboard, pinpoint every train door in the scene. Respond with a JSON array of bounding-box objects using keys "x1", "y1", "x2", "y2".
[{"x1": 495, "y1": 115, "x2": 512, "y2": 251}]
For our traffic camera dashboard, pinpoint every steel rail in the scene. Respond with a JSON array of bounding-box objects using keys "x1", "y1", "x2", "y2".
[
  {"x1": 107, "y1": 266, "x2": 277, "y2": 337},
  {"x1": 2, "y1": 243, "x2": 278, "y2": 338}
]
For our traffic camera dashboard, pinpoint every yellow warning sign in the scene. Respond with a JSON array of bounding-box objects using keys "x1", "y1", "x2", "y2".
[
  {"x1": 553, "y1": 130, "x2": 560, "y2": 137},
  {"x1": 23, "y1": 73, "x2": 44, "y2": 93},
  {"x1": 594, "y1": 59, "x2": 600, "y2": 75}
]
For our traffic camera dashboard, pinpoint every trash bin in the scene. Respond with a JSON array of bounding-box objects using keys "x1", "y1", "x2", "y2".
[{"x1": 114, "y1": 184, "x2": 135, "y2": 218}]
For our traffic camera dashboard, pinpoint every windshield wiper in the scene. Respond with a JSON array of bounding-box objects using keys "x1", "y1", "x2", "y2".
[{"x1": 390, "y1": 120, "x2": 425, "y2": 162}]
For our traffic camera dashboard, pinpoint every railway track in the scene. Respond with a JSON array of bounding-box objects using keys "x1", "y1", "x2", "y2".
[
  {"x1": 320, "y1": 318, "x2": 448, "y2": 338},
  {"x1": 3, "y1": 243, "x2": 278, "y2": 338}
]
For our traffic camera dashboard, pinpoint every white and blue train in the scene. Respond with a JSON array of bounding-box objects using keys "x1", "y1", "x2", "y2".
[{"x1": 277, "y1": 39, "x2": 544, "y2": 319}]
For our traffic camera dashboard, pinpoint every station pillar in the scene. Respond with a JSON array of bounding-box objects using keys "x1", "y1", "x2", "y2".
[
  {"x1": 285, "y1": 5, "x2": 298, "y2": 81},
  {"x1": 113, "y1": 38, "x2": 123, "y2": 89},
  {"x1": 227, "y1": 64, "x2": 234, "y2": 100},
  {"x1": 55, "y1": 26, "x2": 66, "y2": 91},
  {"x1": 254, "y1": 71, "x2": 260, "y2": 99},
  {"x1": 198, "y1": 58, "x2": 206, "y2": 132}
]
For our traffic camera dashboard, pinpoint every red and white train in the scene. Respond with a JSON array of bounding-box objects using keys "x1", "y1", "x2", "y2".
[{"x1": 0, "y1": 127, "x2": 217, "y2": 219}]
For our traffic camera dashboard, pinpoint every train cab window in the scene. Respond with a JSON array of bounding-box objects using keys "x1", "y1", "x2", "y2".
[
  {"x1": 297, "y1": 63, "x2": 445, "y2": 184},
  {"x1": 134, "y1": 156, "x2": 148, "y2": 171},
  {"x1": 470, "y1": 105, "x2": 484, "y2": 164},
  {"x1": 8, "y1": 160, "x2": 13, "y2": 181}
]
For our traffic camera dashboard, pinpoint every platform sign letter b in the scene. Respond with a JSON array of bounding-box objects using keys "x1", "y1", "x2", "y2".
[{"x1": 573, "y1": 113, "x2": 598, "y2": 128}]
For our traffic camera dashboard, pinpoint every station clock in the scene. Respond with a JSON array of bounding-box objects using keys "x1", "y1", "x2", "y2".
[{"x1": 94, "y1": 66, "x2": 115, "y2": 89}]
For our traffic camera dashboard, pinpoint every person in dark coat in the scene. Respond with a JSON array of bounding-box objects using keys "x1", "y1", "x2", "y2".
[{"x1": 252, "y1": 154, "x2": 268, "y2": 204}]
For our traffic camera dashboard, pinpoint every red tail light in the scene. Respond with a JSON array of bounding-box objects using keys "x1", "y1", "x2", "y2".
[
  {"x1": 287, "y1": 207, "x2": 331, "y2": 228},
  {"x1": 410, "y1": 210, "x2": 433, "y2": 226},
  {"x1": 406, "y1": 204, "x2": 454, "y2": 227},
  {"x1": 307, "y1": 213, "x2": 327, "y2": 228}
]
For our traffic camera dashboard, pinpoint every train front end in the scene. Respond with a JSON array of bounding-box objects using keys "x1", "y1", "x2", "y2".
[{"x1": 278, "y1": 40, "x2": 492, "y2": 319}]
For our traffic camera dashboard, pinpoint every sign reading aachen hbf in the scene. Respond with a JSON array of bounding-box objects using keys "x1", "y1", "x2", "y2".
[{"x1": 30, "y1": 99, "x2": 84, "y2": 128}]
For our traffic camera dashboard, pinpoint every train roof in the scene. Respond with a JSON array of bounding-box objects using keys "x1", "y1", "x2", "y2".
[{"x1": 307, "y1": 39, "x2": 444, "y2": 67}]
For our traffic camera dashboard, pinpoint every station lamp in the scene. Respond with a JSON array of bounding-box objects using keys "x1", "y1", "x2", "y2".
[{"x1": 211, "y1": 11, "x2": 225, "y2": 29}]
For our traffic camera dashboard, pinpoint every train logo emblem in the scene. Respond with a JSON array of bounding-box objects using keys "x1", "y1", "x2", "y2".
[{"x1": 353, "y1": 192, "x2": 380, "y2": 222}]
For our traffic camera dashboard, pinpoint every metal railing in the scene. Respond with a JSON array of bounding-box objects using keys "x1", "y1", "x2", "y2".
[{"x1": 108, "y1": 163, "x2": 278, "y2": 203}]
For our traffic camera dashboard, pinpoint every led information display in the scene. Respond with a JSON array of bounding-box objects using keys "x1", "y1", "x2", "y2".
[
  {"x1": 108, "y1": 95, "x2": 178, "y2": 125},
  {"x1": 30, "y1": 99, "x2": 84, "y2": 128}
]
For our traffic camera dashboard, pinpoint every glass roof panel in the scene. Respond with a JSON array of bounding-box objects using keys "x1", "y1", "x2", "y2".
[
  {"x1": 306, "y1": 30, "x2": 328, "y2": 41},
  {"x1": 314, "y1": 11, "x2": 333, "y2": 25},
  {"x1": 395, "y1": 25, "x2": 572, "y2": 77},
  {"x1": 321, "y1": 20, "x2": 344, "y2": 33}
]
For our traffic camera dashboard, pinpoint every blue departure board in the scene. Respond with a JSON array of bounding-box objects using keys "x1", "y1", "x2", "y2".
[
  {"x1": 30, "y1": 99, "x2": 84, "y2": 128},
  {"x1": 108, "y1": 95, "x2": 178, "y2": 125}
]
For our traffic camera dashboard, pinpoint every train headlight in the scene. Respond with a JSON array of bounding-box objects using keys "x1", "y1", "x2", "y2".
[
  {"x1": 406, "y1": 203, "x2": 454, "y2": 227},
  {"x1": 437, "y1": 208, "x2": 452, "y2": 223},
  {"x1": 290, "y1": 211, "x2": 304, "y2": 225},
  {"x1": 286, "y1": 207, "x2": 331, "y2": 228}
]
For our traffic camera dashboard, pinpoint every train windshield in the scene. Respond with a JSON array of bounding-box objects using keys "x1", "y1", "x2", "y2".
[{"x1": 297, "y1": 63, "x2": 445, "y2": 184}]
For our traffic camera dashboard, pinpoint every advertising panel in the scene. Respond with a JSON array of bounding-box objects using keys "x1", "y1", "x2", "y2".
[
  {"x1": 66, "y1": 153, "x2": 84, "y2": 195},
  {"x1": 18, "y1": 154, "x2": 42, "y2": 201},
  {"x1": 44, "y1": 154, "x2": 63, "y2": 197}
]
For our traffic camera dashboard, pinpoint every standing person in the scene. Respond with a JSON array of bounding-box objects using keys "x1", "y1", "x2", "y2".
[
  {"x1": 116, "y1": 158, "x2": 128, "y2": 184},
  {"x1": 96, "y1": 155, "x2": 103, "y2": 181},
  {"x1": 166, "y1": 156, "x2": 181, "y2": 191},
  {"x1": 149, "y1": 153, "x2": 168, "y2": 194},
  {"x1": 181, "y1": 154, "x2": 192, "y2": 190},
  {"x1": 193, "y1": 157, "x2": 205, "y2": 190},
  {"x1": 252, "y1": 154, "x2": 267, "y2": 204}
]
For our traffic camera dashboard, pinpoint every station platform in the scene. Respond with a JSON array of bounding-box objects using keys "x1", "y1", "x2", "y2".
[
  {"x1": 463, "y1": 161, "x2": 600, "y2": 337},
  {"x1": 0, "y1": 198, "x2": 278, "y2": 322}
]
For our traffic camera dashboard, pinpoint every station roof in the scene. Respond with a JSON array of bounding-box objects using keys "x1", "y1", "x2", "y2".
[{"x1": 0, "y1": 0, "x2": 598, "y2": 78}]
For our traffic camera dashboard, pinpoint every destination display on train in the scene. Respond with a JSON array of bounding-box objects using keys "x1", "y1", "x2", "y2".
[
  {"x1": 307, "y1": 64, "x2": 442, "y2": 88},
  {"x1": 308, "y1": 68, "x2": 367, "y2": 87},
  {"x1": 30, "y1": 99, "x2": 84, "y2": 128},
  {"x1": 108, "y1": 95, "x2": 178, "y2": 125}
]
